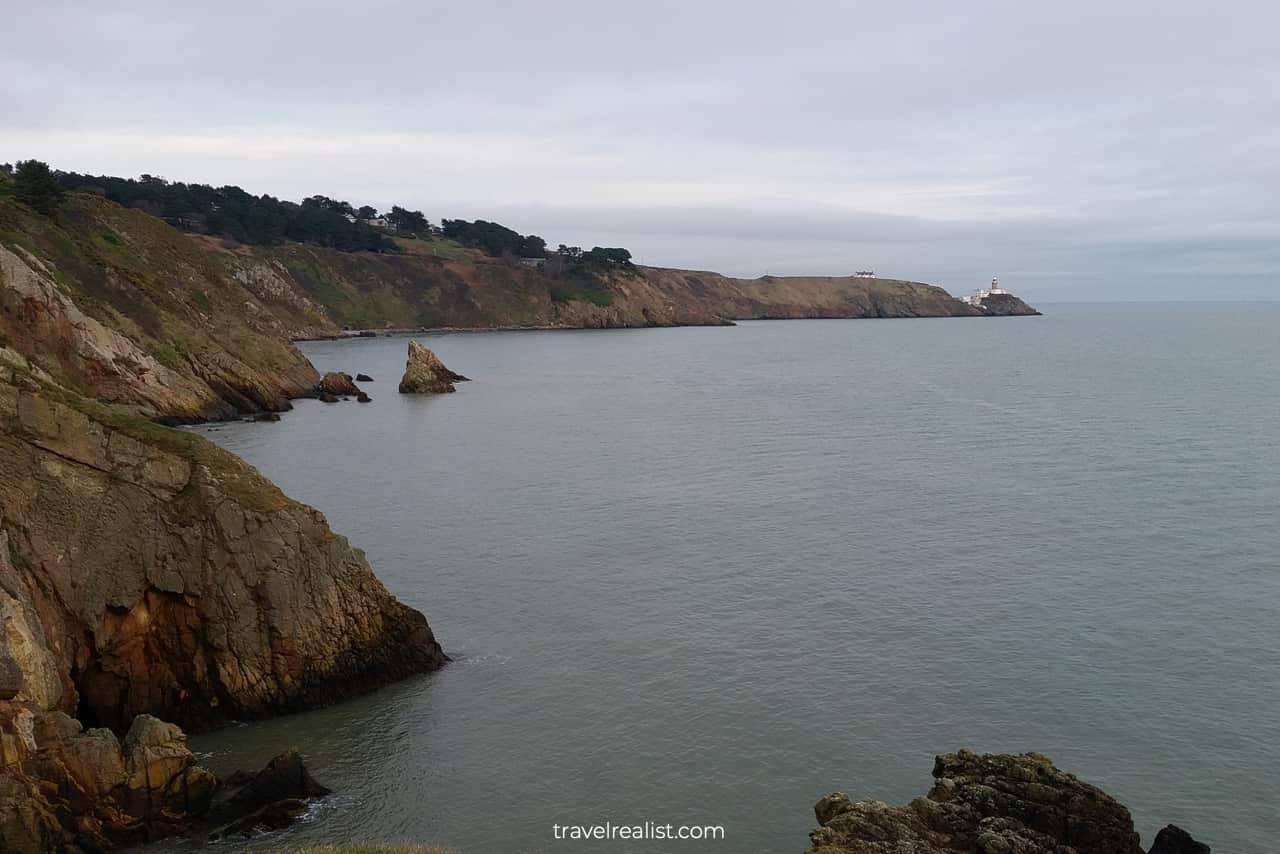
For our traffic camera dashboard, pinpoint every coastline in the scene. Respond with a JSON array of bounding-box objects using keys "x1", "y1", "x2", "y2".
[{"x1": 293, "y1": 306, "x2": 1041, "y2": 342}]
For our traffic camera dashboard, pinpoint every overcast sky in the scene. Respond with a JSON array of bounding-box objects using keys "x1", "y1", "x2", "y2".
[{"x1": 4, "y1": 1, "x2": 1278, "y2": 301}]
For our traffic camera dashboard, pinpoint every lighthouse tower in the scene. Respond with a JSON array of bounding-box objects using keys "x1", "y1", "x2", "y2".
[{"x1": 989, "y1": 276, "x2": 1007, "y2": 295}]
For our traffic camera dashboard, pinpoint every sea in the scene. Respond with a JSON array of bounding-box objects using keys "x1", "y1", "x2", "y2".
[{"x1": 181, "y1": 303, "x2": 1279, "y2": 853}]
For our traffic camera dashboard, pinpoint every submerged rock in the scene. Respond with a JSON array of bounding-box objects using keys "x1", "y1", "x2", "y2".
[
  {"x1": 398, "y1": 340, "x2": 469, "y2": 394},
  {"x1": 356, "y1": 391, "x2": 371, "y2": 403},
  {"x1": 807, "y1": 750, "x2": 1208, "y2": 854},
  {"x1": 355, "y1": 373, "x2": 373, "y2": 382}
]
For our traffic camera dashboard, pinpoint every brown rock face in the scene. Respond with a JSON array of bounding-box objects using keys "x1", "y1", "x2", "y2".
[
  {"x1": 318, "y1": 371, "x2": 361, "y2": 397},
  {"x1": 398, "y1": 340, "x2": 469, "y2": 394},
  {"x1": 807, "y1": 750, "x2": 1208, "y2": 854},
  {"x1": 0, "y1": 705, "x2": 328, "y2": 853},
  {"x1": 0, "y1": 371, "x2": 446, "y2": 733}
]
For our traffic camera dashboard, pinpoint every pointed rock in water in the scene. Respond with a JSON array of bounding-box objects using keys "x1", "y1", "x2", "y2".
[
  {"x1": 807, "y1": 750, "x2": 1208, "y2": 854},
  {"x1": 398, "y1": 340, "x2": 469, "y2": 394},
  {"x1": 355, "y1": 373, "x2": 373, "y2": 382}
]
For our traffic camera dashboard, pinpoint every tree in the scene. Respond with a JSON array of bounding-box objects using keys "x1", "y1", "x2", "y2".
[
  {"x1": 13, "y1": 160, "x2": 66, "y2": 216},
  {"x1": 520, "y1": 234, "x2": 547, "y2": 258},
  {"x1": 583, "y1": 246, "x2": 632, "y2": 266},
  {"x1": 387, "y1": 205, "x2": 430, "y2": 235},
  {"x1": 357, "y1": 205, "x2": 378, "y2": 220}
]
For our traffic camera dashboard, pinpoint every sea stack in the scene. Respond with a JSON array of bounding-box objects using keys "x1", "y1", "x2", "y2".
[{"x1": 398, "y1": 340, "x2": 469, "y2": 394}]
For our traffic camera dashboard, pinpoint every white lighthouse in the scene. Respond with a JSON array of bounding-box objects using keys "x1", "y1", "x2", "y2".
[{"x1": 961, "y1": 276, "x2": 1009, "y2": 305}]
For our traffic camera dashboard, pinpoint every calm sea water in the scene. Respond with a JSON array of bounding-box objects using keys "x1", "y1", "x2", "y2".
[{"x1": 184, "y1": 305, "x2": 1279, "y2": 853}]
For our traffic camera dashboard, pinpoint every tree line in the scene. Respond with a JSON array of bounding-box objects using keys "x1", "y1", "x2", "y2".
[{"x1": 3, "y1": 161, "x2": 635, "y2": 271}]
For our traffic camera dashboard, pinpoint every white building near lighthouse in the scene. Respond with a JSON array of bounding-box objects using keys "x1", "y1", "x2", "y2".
[{"x1": 962, "y1": 277, "x2": 1009, "y2": 305}]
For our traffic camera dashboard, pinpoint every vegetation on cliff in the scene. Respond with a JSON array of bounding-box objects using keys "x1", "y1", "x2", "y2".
[{"x1": 0, "y1": 191, "x2": 329, "y2": 421}]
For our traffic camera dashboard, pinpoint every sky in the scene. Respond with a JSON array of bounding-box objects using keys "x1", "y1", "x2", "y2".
[{"x1": 3, "y1": 0, "x2": 1279, "y2": 301}]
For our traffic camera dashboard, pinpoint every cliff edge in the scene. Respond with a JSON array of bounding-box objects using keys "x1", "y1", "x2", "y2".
[{"x1": 0, "y1": 364, "x2": 446, "y2": 732}]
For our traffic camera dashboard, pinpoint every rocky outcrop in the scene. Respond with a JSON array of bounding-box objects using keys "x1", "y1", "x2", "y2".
[
  {"x1": 398, "y1": 340, "x2": 469, "y2": 394},
  {"x1": 0, "y1": 705, "x2": 329, "y2": 853},
  {"x1": 0, "y1": 369, "x2": 446, "y2": 733},
  {"x1": 318, "y1": 371, "x2": 361, "y2": 397},
  {"x1": 974, "y1": 292, "x2": 1042, "y2": 316},
  {"x1": 1148, "y1": 825, "x2": 1211, "y2": 854},
  {"x1": 807, "y1": 751, "x2": 1207, "y2": 854}
]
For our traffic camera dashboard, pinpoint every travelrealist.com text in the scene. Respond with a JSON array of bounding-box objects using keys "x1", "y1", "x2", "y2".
[{"x1": 552, "y1": 821, "x2": 726, "y2": 841}]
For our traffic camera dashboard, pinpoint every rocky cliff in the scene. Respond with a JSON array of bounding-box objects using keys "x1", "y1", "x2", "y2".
[
  {"x1": 0, "y1": 195, "x2": 332, "y2": 423},
  {"x1": 264, "y1": 244, "x2": 1025, "y2": 331},
  {"x1": 807, "y1": 750, "x2": 1208, "y2": 854},
  {"x1": 0, "y1": 365, "x2": 445, "y2": 733}
]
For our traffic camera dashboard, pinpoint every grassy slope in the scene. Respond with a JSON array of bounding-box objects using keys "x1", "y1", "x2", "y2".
[{"x1": 0, "y1": 193, "x2": 329, "y2": 418}]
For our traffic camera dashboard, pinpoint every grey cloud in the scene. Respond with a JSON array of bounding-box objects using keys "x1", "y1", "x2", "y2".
[{"x1": 3, "y1": 0, "x2": 1279, "y2": 300}]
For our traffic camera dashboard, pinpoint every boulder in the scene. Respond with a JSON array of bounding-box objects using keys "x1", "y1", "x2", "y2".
[
  {"x1": 355, "y1": 373, "x2": 373, "y2": 382},
  {"x1": 317, "y1": 371, "x2": 360, "y2": 397},
  {"x1": 807, "y1": 750, "x2": 1208, "y2": 854},
  {"x1": 0, "y1": 709, "x2": 326, "y2": 851},
  {"x1": 318, "y1": 391, "x2": 339, "y2": 403},
  {"x1": 122, "y1": 715, "x2": 191, "y2": 793},
  {"x1": 356, "y1": 392, "x2": 371, "y2": 403},
  {"x1": 205, "y1": 749, "x2": 330, "y2": 841},
  {"x1": 398, "y1": 340, "x2": 469, "y2": 394},
  {"x1": 222, "y1": 748, "x2": 331, "y2": 811},
  {"x1": 1149, "y1": 825, "x2": 1211, "y2": 854}
]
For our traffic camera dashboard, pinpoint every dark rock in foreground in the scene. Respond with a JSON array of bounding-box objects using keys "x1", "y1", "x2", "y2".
[
  {"x1": 205, "y1": 748, "x2": 331, "y2": 841},
  {"x1": 355, "y1": 373, "x2": 373, "y2": 382},
  {"x1": 808, "y1": 750, "x2": 1208, "y2": 854},
  {"x1": 0, "y1": 707, "x2": 330, "y2": 852},
  {"x1": 398, "y1": 340, "x2": 469, "y2": 394},
  {"x1": 1148, "y1": 825, "x2": 1211, "y2": 854}
]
